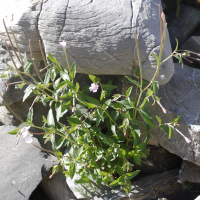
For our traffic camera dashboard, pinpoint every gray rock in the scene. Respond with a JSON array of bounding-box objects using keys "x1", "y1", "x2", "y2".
[
  {"x1": 179, "y1": 36, "x2": 200, "y2": 68},
  {"x1": 161, "y1": 0, "x2": 177, "y2": 14},
  {"x1": 40, "y1": 167, "x2": 76, "y2": 200},
  {"x1": 92, "y1": 169, "x2": 182, "y2": 200},
  {"x1": 133, "y1": 145, "x2": 182, "y2": 174},
  {"x1": 148, "y1": 63, "x2": 200, "y2": 165},
  {"x1": 167, "y1": 3, "x2": 200, "y2": 50},
  {"x1": 178, "y1": 160, "x2": 200, "y2": 184},
  {"x1": 182, "y1": 0, "x2": 200, "y2": 9},
  {"x1": 120, "y1": 63, "x2": 200, "y2": 167},
  {"x1": 0, "y1": 125, "x2": 56, "y2": 200},
  {"x1": 0, "y1": 0, "x2": 174, "y2": 85}
]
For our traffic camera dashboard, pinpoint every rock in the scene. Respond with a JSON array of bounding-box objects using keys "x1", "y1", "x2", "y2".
[
  {"x1": 179, "y1": 36, "x2": 200, "y2": 68},
  {"x1": 182, "y1": 0, "x2": 200, "y2": 9},
  {"x1": 0, "y1": 125, "x2": 55, "y2": 200},
  {"x1": 0, "y1": 0, "x2": 174, "y2": 85},
  {"x1": 161, "y1": 0, "x2": 177, "y2": 14},
  {"x1": 0, "y1": 96, "x2": 50, "y2": 127},
  {"x1": 178, "y1": 161, "x2": 200, "y2": 184},
  {"x1": 167, "y1": 3, "x2": 200, "y2": 50},
  {"x1": 93, "y1": 169, "x2": 182, "y2": 200},
  {"x1": 40, "y1": 167, "x2": 76, "y2": 200},
  {"x1": 195, "y1": 196, "x2": 200, "y2": 200},
  {"x1": 120, "y1": 63, "x2": 200, "y2": 167},
  {"x1": 133, "y1": 145, "x2": 182, "y2": 174}
]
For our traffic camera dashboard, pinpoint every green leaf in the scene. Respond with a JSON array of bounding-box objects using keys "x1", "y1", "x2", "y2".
[
  {"x1": 27, "y1": 108, "x2": 33, "y2": 122},
  {"x1": 47, "y1": 108, "x2": 55, "y2": 126},
  {"x1": 47, "y1": 52, "x2": 58, "y2": 64},
  {"x1": 175, "y1": 38, "x2": 179, "y2": 52},
  {"x1": 67, "y1": 117, "x2": 81, "y2": 125},
  {"x1": 44, "y1": 69, "x2": 51, "y2": 86},
  {"x1": 152, "y1": 81, "x2": 159, "y2": 95},
  {"x1": 8, "y1": 129, "x2": 20, "y2": 135},
  {"x1": 133, "y1": 154, "x2": 141, "y2": 165},
  {"x1": 139, "y1": 108, "x2": 155, "y2": 128},
  {"x1": 117, "y1": 148, "x2": 126, "y2": 158},
  {"x1": 99, "y1": 171, "x2": 108, "y2": 176},
  {"x1": 126, "y1": 86, "x2": 133, "y2": 97},
  {"x1": 125, "y1": 76, "x2": 141, "y2": 88},
  {"x1": 126, "y1": 170, "x2": 140, "y2": 179},
  {"x1": 69, "y1": 162, "x2": 76, "y2": 179},
  {"x1": 171, "y1": 115, "x2": 181, "y2": 124},
  {"x1": 69, "y1": 62, "x2": 76, "y2": 80},
  {"x1": 110, "y1": 178, "x2": 120, "y2": 186},
  {"x1": 168, "y1": 125, "x2": 174, "y2": 139},
  {"x1": 23, "y1": 85, "x2": 36, "y2": 102},
  {"x1": 116, "y1": 165, "x2": 124, "y2": 176},
  {"x1": 139, "y1": 97, "x2": 149, "y2": 109},
  {"x1": 111, "y1": 125, "x2": 116, "y2": 135},
  {"x1": 146, "y1": 88, "x2": 153, "y2": 97},
  {"x1": 24, "y1": 57, "x2": 33, "y2": 73},
  {"x1": 160, "y1": 124, "x2": 170, "y2": 134},
  {"x1": 136, "y1": 132, "x2": 150, "y2": 151},
  {"x1": 51, "y1": 69, "x2": 56, "y2": 82},
  {"x1": 88, "y1": 75, "x2": 101, "y2": 83},
  {"x1": 56, "y1": 137, "x2": 67, "y2": 149},
  {"x1": 85, "y1": 95, "x2": 99, "y2": 105},
  {"x1": 55, "y1": 101, "x2": 62, "y2": 122},
  {"x1": 60, "y1": 69, "x2": 70, "y2": 81},
  {"x1": 98, "y1": 132, "x2": 114, "y2": 146},
  {"x1": 152, "y1": 53, "x2": 159, "y2": 62},
  {"x1": 156, "y1": 116, "x2": 162, "y2": 124},
  {"x1": 103, "y1": 84, "x2": 117, "y2": 91}
]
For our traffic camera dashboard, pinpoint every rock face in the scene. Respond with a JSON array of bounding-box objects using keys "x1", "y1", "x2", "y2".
[
  {"x1": 0, "y1": 125, "x2": 55, "y2": 200},
  {"x1": 0, "y1": 0, "x2": 174, "y2": 86},
  {"x1": 167, "y1": 3, "x2": 200, "y2": 50},
  {"x1": 133, "y1": 145, "x2": 182, "y2": 174},
  {"x1": 178, "y1": 160, "x2": 200, "y2": 184},
  {"x1": 144, "y1": 63, "x2": 200, "y2": 165}
]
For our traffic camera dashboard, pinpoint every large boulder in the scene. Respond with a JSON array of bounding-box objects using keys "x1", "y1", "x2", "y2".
[
  {"x1": 0, "y1": 0, "x2": 174, "y2": 87},
  {"x1": 167, "y1": 3, "x2": 200, "y2": 50},
  {"x1": 0, "y1": 125, "x2": 55, "y2": 200}
]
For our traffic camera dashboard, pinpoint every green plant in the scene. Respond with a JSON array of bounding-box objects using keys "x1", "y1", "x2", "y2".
[{"x1": 1, "y1": 6, "x2": 191, "y2": 198}]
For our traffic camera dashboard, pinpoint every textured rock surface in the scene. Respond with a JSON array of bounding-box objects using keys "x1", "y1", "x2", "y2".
[
  {"x1": 167, "y1": 3, "x2": 200, "y2": 50},
  {"x1": 120, "y1": 63, "x2": 200, "y2": 166},
  {"x1": 0, "y1": 0, "x2": 174, "y2": 85},
  {"x1": 179, "y1": 36, "x2": 200, "y2": 68},
  {"x1": 133, "y1": 145, "x2": 182, "y2": 174},
  {"x1": 178, "y1": 160, "x2": 200, "y2": 184},
  {"x1": 40, "y1": 168, "x2": 76, "y2": 200},
  {"x1": 88, "y1": 169, "x2": 182, "y2": 200},
  {"x1": 148, "y1": 63, "x2": 200, "y2": 165},
  {"x1": 0, "y1": 125, "x2": 55, "y2": 200}
]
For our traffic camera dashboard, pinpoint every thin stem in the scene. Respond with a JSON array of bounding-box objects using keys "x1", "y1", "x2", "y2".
[
  {"x1": 39, "y1": 40, "x2": 47, "y2": 66},
  {"x1": 65, "y1": 125, "x2": 77, "y2": 157},
  {"x1": 159, "y1": 5, "x2": 163, "y2": 41},
  {"x1": 64, "y1": 48, "x2": 70, "y2": 71},
  {"x1": 10, "y1": 27, "x2": 24, "y2": 65},
  {"x1": 29, "y1": 40, "x2": 44, "y2": 84},
  {"x1": 3, "y1": 19, "x2": 22, "y2": 65},
  {"x1": 134, "y1": 31, "x2": 143, "y2": 89},
  {"x1": 32, "y1": 143, "x2": 56, "y2": 154},
  {"x1": 4, "y1": 41, "x2": 28, "y2": 84}
]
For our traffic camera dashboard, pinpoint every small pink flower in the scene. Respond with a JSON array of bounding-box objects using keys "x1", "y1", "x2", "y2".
[
  {"x1": 60, "y1": 40, "x2": 67, "y2": 48},
  {"x1": 89, "y1": 83, "x2": 99, "y2": 93},
  {"x1": 21, "y1": 127, "x2": 30, "y2": 138},
  {"x1": 72, "y1": 107, "x2": 75, "y2": 113},
  {"x1": 25, "y1": 136, "x2": 33, "y2": 144}
]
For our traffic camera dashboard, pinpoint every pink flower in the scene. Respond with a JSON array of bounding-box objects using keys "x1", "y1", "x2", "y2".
[
  {"x1": 89, "y1": 83, "x2": 99, "y2": 93},
  {"x1": 25, "y1": 136, "x2": 33, "y2": 144},
  {"x1": 21, "y1": 127, "x2": 30, "y2": 138},
  {"x1": 60, "y1": 40, "x2": 67, "y2": 48}
]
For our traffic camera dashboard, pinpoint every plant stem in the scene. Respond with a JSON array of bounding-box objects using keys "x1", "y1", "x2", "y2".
[{"x1": 29, "y1": 39, "x2": 44, "y2": 84}]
